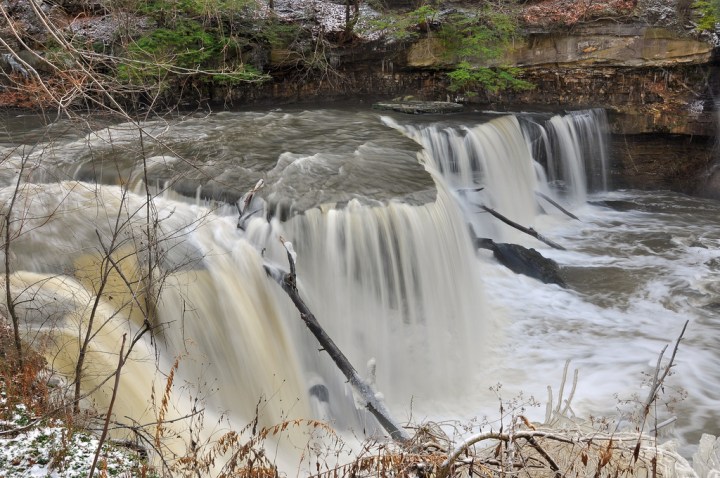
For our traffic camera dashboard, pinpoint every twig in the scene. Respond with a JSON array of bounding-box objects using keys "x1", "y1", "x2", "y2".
[
  {"x1": 642, "y1": 320, "x2": 688, "y2": 414},
  {"x1": 555, "y1": 360, "x2": 570, "y2": 414},
  {"x1": 650, "y1": 416, "x2": 677, "y2": 434},
  {"x1": 632, "y1": 321, "x2": 688, "y2": 462},
  {"x1": 438, "y1": 431, "x2": 575, "y2": 477},
  {"x1": 89, "y1": 333, "x2": 127, "y2": 478},
  {"x1": 545, "y1": 386, "x2": 553, "y2": 424},
  {"x1": 3, "y1": 149, "x2": 27, "y2": 366},
  {"x1": 527, "y1": 436, "x2": 563, "y2": 478},
  {"x1": 559, "y1": 368, "x2": 578, "y2": 418}
]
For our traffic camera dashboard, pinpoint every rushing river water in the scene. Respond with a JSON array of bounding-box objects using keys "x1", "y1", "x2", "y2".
[{"x1": 0, "y1": 106, "x2": 718, "y2": 464}]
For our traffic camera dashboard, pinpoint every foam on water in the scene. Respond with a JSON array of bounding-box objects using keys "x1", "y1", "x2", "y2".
[
  {"x1": 1, "y1": 108, "x2": 718, "y2": 467},
  {"x1": 480, "y1": 190, "x2": 720, "y2": 454}
]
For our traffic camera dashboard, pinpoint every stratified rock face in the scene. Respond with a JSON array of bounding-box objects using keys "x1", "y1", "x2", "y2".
[
  {"x1": 609, "y1": 133, "x2": 715, "y2": 193},
  {"x1": 454, "y1": 25, "x2": 715, "y2": 137},
  {"x1": 510, "y1": 26, "x2": 712, "y2": 67},
  {"x1": 482, "y1": 65, "x2": 715, "y2": 136},
  {"x1": 399, "y1": 17, "x2": 716, "y2": 136}
]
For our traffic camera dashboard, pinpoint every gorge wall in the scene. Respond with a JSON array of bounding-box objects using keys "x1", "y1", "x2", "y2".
[{"x1": 213, "y1": 16, "x2": 719, "y2": 196}]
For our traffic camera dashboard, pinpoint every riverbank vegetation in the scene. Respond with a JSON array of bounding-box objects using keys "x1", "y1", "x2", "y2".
[
  {"x1": 694, "y1": 0, "x2": 720, "y2": 30},
  {"x1": 0, "y1": 0, "x2": 538, "y2": 110}
]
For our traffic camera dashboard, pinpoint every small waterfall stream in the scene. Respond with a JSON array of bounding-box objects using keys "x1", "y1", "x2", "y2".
[{"x1": 1, "y1": 107, "x2": 717, "y2": 466}]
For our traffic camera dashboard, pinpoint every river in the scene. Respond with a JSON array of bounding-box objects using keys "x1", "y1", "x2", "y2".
[{"x1": 0, "y1": 106, "x2": 718, "y2": 466}]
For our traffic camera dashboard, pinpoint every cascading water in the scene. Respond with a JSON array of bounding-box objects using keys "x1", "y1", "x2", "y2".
[
  {"x1": 521, "y1": 110, "x2": 611, "y2": 200},
  {"x1": 383, "y1": 115, "x2": 539, "y2": 243},
  {"x1": 383, "y1": 109, "x2": 610, "y2": 244},
  {"x1": 278, "y1": 186, "x2": 491, "y2": 424},
  {"x1": 1, "y1": 106, "x2": 718, "y2": 470}
]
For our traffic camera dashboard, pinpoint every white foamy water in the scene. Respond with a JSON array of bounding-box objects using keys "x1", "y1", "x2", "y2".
[{"x1": 0, "y1": 107, "x2": 718, "y2": 467}]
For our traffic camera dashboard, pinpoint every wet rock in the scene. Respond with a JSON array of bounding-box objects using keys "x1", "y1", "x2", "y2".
[
  {"x1": 476, "y1": 238, "x2": 567, "y2": 287},
  {"x1": 372, "y1": 100, "x2": 464, "y2": 114},
  {"x1": 610, "y1": 134, "x2": 716, "y2": 193},
  {"x1": 588, "y1": 200, "x2": 641, "y2": 211}
]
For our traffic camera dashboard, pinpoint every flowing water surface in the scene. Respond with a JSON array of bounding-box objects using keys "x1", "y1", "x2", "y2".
[{"x1": 0, "y1": 106, "x2": 718, "y2": 463}]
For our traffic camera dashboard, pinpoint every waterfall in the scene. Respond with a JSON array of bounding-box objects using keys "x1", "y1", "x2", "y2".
[
  {"x1": 0, "y1": 182, "x2": 311, "y2": 455},
  {"x1": 527, "y1": 109, "x2": 610, "y2": 202},
  {"x1": 383, "y1": 109, "x2": 610, "y2": 244},
  {"x1": 0, "y1": 108, "x2": 612, "y2": 468},
  {"x1": 279, "y1": 186, "x2": 492, "y2": 423}
]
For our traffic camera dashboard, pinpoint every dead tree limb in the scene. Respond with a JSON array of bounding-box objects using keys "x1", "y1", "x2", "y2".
[
  {"x1": 479, "y1": 205, "x2": 566, "y2": 250},
  {"x1": 263, "y1": 239, "x2": 411, "y2": 443},
  {"x1": 642, "y1": 320, "x2": 688, "y2": 414},
  {"x1": 526, "y1": 436, "x2": 563, "y2": 478},
  {"x1": 237, "y1": 179, "x2": 265, "y2": 230},
  {"x1": 438, "y1": 430, "x2": 575, "y2": 478},
  {"x1": 536, "y1": 192, "x2": 580, "y2": 221}
]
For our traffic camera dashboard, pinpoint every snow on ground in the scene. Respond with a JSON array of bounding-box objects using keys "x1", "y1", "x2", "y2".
[
  {"x1": 0, "y1": 387, "x2": 151, "y2": 477},
  {"x1": 255, "y1": 0, "x2": 383, "y2": 39}
]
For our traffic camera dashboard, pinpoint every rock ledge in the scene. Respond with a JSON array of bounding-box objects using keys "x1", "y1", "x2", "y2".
[{"x1": 372, "y1": 100, "x2": 464, "y2": 114}]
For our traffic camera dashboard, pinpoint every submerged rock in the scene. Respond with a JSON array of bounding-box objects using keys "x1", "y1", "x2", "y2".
[{"x1": 477, "y1": 238, "x2": 567, "y2": 287}]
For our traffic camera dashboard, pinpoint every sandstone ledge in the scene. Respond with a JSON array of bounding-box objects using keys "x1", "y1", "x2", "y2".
[{"x1": 372, "y1": 100, "x2": 464, "y2": 114}]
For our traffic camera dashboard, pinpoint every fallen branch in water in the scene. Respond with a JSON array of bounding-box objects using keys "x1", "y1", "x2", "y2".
[
  {"x1": 478, "y1": 205, "x2": 566, "y2": 250},
  {"x1": 262, "y1": 237, "x2": 411, "y2": 443},
  {"x1": 237, "y1": 179, "x2": 265, "y2": 230},
  {"x1": 536, "y1": 192, "x2": 580, "y2": 221}
]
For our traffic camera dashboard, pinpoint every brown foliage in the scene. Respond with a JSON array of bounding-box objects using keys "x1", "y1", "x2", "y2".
[
  {"x1": 521, "y1": 0, "x2": 637, "y2": 27},
  {"x1": 0, "y1": 317, "x2": 52, "y2": 422},
  {"x1": 0, "y1": 72, "x2": 89, "y2": 110}
]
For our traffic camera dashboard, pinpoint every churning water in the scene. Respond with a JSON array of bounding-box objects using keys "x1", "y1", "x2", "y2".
[{"x1": 0, "y1": 107, "x2": 718, "y2": 464}]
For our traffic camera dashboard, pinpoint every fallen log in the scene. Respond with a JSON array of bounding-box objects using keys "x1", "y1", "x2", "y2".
[
  {"x1": 263, "y1": 239, "x2": 411, "y2": 443},
  {"x1": 478, "y1": 205, "x2": 566, "y2": 250}
]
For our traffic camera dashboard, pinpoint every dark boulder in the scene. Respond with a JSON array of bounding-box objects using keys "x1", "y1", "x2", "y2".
[{"x1": 477, "y1": 238, "x2": 567, "y2": 287}]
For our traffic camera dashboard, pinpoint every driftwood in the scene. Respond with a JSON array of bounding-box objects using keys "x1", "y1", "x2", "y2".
[
  {"x1": 263, "y1": 239, "x2": 411, "y2": 443},
  {"x1": 479, "y1": 205, "x2": 566, "y2": 250}
]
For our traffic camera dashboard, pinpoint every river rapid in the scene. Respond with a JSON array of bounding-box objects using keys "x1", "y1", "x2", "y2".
[{"x1": 0, "y1": 106, "x2": 718, "y2": 463}]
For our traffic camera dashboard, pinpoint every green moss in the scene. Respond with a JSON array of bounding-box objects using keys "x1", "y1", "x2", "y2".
[
  {"x1": 114, "y1": 0, "x2": 270, "y2": 90},
  {"x1": 439, "y1": 5, "x2": 532, "y2": 95},
  {"x1": 363, "y1": 4, "x2": 439, "y2": 41},
  {"x1": 694, "y1": 0, "x2": 720, "y2": 31},
  {"x1": 366, "y1": 1, "x2": 532, "y2": 95},
  {"x1": 447, "y1": 63, "x2": 533, "y2": 95}
]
